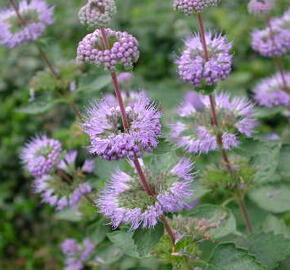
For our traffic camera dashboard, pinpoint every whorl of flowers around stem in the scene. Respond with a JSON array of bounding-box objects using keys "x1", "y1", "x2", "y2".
[
  {"x1": 169, "y1": 91, "x2": 257, "y2": 153},
  {"x1": 33, "y1": 150, "x2": 94, "y2": 210},
  {"x1": 251, "y1": 23, "x2": 290, "y2": 57},
  {"x1": 78, "y1": 0, "x2": 116, "y2": 28},
  {"x1": 77, "y1": 28, "x2": 139, "y2": 70},
  {"x1": 0, "y1": 0, "x2": 53, "y2": 48},
  {"x1": 176, "y1": 32, "x2": 232, "y2": 88},
  {"x1": 253, "y1": 72, "x2": 290, "y2": 108},
  {"x1": 82, "y1": 92, "x2": 161, "y2": 161},
  {"x1": 98, "y1": 156, "x2": 194, "y2": 229},
  {"x1": 173, "y1": 0, "x2": 218, "y2": 15},
  {"x1": 248, "y1": 0, "x2": 274, "y2": 15},
  {"x1": 20, "y1": 135, "x2": 61, "y2": 178},
  {"x1": 61, "y1": 238, "x2": 95, "y2": 270}
]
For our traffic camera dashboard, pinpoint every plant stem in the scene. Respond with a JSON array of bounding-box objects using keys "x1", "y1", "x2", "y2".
[
  {"x1": 237, "y1": 195, "x2": 253, "y2": 234},
  {"x1": 100, "y1": 27, "x2": 176, "y2": 247},
  {"x1": 196, "y1": 13, "x2": 253, "y2": 233},
  {"x1": 70, "y1": 101, "x2": 83, "y2": 121},
  {"x1": 265, "y1": 16, "x2": 288, "y2": 92},
  {"x1": 9, "y1": 0, "x2": 59, "y2": 79}
]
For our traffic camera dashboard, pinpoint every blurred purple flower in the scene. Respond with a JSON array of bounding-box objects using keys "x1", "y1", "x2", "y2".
[
  {"x1": 21, "y1": 135, "x2": 62, "y2": 177},
  {"x1": 248, "y1": 0, "x2": 274, "y2": 15},
  {"x1": 0, "y1": 0, "x2": 54, "y2": 48},
  {"x1": 169, "y1": 92, "x2": 257, "y2": 153},
  {"x1": 173, "y1": 0, "x2": 218, "y2": 15}
]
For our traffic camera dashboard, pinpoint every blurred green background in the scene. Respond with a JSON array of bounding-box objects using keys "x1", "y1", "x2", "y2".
[{"x1": 0, "y1": 0, "x2": 289, "y2": 269}]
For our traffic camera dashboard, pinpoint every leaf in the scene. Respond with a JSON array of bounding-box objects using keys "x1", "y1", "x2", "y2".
[
  {"x1": 133, "y1": 222, "x2": 164, "y2": 256},
  {"x1": 278, "y1": 145, "x2": 290, "y2": 179},
  {"x1": 95, "y1": 245, "x2": 123, "y2": 265},
  {"x1": 17, "y1": 98, "x2": 65, "y2": 114},
  {"x1": 234, "y1": 232, "x2": 290, "y2": 268},
  {"x1": 206, "y1": 243, "x2": 265, "y2": 270},
  {"x1": 55, "y1": 209, "x2": 82, "y2": 222},
  {"x1": 263, "y1": 215, "x2": 290, "y2": 239},
  {"x1": 152, "y1": 138, "x2": 173, "y2": 154},
  {"x1": 107, "y1": 231, "x2": 140, "y2": 258},
  {"x1": 76, "y1": 74, "x2": 111, "y2": 94},
  {"x1": 87, "y1": 219, "x2": 110, "y2": 245},
  {"x1": 249, "y1": 184, "x2": 290, "y2": 213},
  {"x1": 252, "y1": 141, "x2": 282, "y2": 184},
  {"x1": 255, "y1": 107, "x2": 287, "y2": 118},
  {"x1": 189, "y1": 204, "x2": 237, "y2": 239}
]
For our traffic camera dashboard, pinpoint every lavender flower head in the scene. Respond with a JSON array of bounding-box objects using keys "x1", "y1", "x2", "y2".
[
  {"x1": 33, "y1": 150, "x2": 93, "y2": 210},
  {"x1": 98, "y1": 156, "x2": 194, "y2": 229},
  {"x1": 251, "y1": 14, "x2": 290, "y2": 57},
  {"x1": 21, "y1": 135, "x2": 61, "y2": 177},
  {"x1": 77, "y1": 28, "x2": 139, "y2": 70},
  {"x1": 173, "y1": 0, "x2": 218, "y2": 15},
  {"x1": 177, "y1": 32, "x2": 232, "y2": 88},
  {"x1": 82, "y1": 92, "x2": 161, "y2": 161},
  {"x1": 169, "y1": 91, "x2": 257, "y2": 153},
  {"x1": 0, "y1": 0, "x2": 53, "y2": 48},
  {"x1": 253, "y1": 72, "x2": 290, "y2": 108},
  {"x1": 248, "y1": 0, "x2": 274, "y2": 15},
  {"x1": 78, "y1": 0, "x2": 116, "y2": 28},
  {"x1": 61, "y1": 238, "x2": 95, "y2": 270}
]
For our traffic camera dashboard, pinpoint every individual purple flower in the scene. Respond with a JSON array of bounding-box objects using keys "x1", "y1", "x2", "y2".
[
  {"x1": 82, "y1": 92, "x2": 161, "y2": 161},
  {"x1": 61, "y1": 238, "x2": 95, "y2": 270},
  {"x1": 61, "y1": 239, "x2": 81, "y2": 256},
  {"x1": 253, "y1": 72, "x2": 290, "y2": 107},
  {"x1": 117, "y1": 72, "x2": 134, "y2": 84},
  {"x1": 77, "y1": 28, "x2": 139, "y2": 70},
  {"x1": 0, "y1": 0, "x2": 54, "y2": 48},
  {"x1": 173, "y1": 0, "x2": 218, "y2": 15},
  {"x1": 58, "y1": 150, "x2": 95, "y2": 174},
  {"x1": 177, "y1": 32, "x2": 232, "y2": 87},
  {"x1": 78, "y1": 0, "x2": 116, "y2": 28},
  {"x1": 248, "y1": 0, "x2": 274, "y2": 15},
  {"x1": 98, "y1": 157, "x2": 194, "y2": 229},
  {"x1": 20, "y1": 135, "x2": 62, "y2": 177},
  {"x1": 169, "y1": 92, "x2": 257, "y2": 153}
]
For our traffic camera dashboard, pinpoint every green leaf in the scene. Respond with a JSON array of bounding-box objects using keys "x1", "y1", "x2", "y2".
[
  {"x1": 249, "y1": 184, "x2": 290, "y2": 213},
  {"x1": 189, "y1": 204, "x2": 237, "y2": 239},
  {"x1": 16, "y1": 98, "x2": 65, "y2": 114},
  {"x1": 55, "y1": 209, "x2": 82, "y2": 222},
  {"x1": 278, "y1": 145, "x2": 290, "y2": 179},
  {"x1": 76, "y1": 74, "x2": 111, "y2": 94},
  {"x1": 152, "y1": 138, "x2": 173, "y2": 154},
  {"x1": 95, "y1": 245, "x2": 123, "y2": 265},
  {"x1": 263, "y1": 215, "x2": 290, "y2": 239},
  {"x1": 255, "y1": 107, "x2": 287, "y2": 118},
  {"x1": 107, "y1": 231, "x2": 140, "y2": 258},
  {"x1": 206, "y1": 243, "x2": 265, "y2": 270},
  {"x1": 133, "y1": 222, "x2": 164, "y2": 257},
  {"x1": 234, "y1": 232, "x2": 290, "y2": 268},
  {"x1": 252, "y1": 141, "x2": 282, "y2": 184},
  {"x1": 87, "y1": 219, "x2": 110, "y2": 245}
]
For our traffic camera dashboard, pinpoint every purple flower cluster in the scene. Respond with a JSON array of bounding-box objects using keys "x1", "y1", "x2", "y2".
[
  {"x1": 177, "y1": 32, "x2": 232, "y2": 87},
  {"x1": 0, "y1": 0, "x2": 53, "y2": 48},
  {"x1": 82, "y1": 92, "x2": 161, "y2": 160},
  {"x1": 253, "y1": 72, "x2": 290, "y2": 108},
  {"x1": 251, "y1": 9, "x2": 290, "y2": 57},
  {"x1": 21, "y1": 135, "x2": 62, "y2": 177},
  {"x1": 78, "y1": 0, "x2": 116, "y2": 28},
  {"x1": 77, "y1": 28, "x2": 139, "y2": 70},
  {"x1": 169, "y1": 92, "x2": 256, "y2": 153},
  {"x1": 98, "y1": 157, "x2": 194, "y2": 229},
  {"x1": 248, "y1": 0, "x2": 274, "y2": 15},
  {"x1": 173, "y1": 0, "x2": 218, "y2": 15},
  {"x1": 61, "y1": 238, "x2": 95, "y2": 270},
  {"x1": 33, "y1": 150, "x2": 94, "y2": 210}
]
